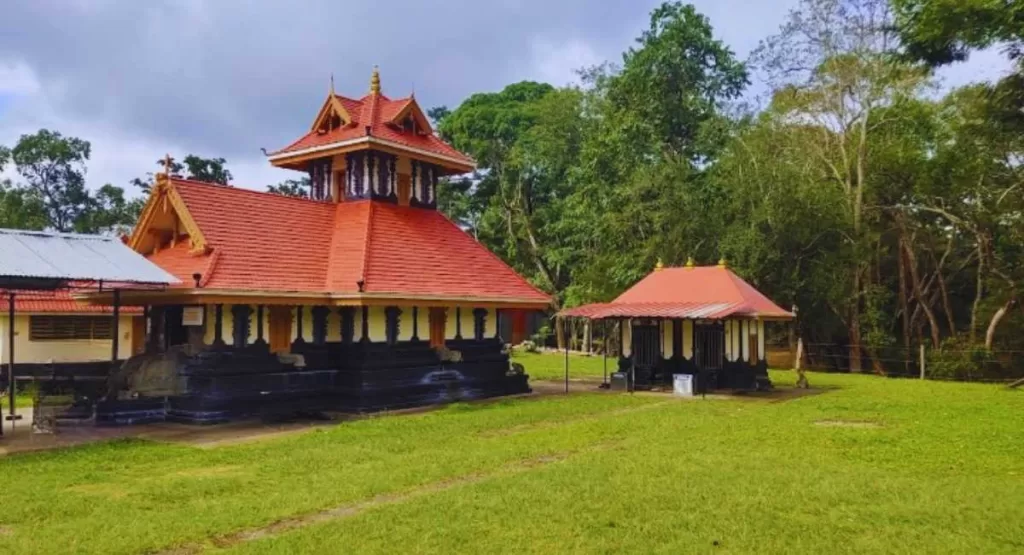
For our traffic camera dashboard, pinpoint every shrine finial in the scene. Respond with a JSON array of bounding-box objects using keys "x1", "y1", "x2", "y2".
[
  {"x1": 370, "y1": 65, "x2": 381, "y2": 95},
  {"x1": 654, "y1": 258, "x2": 664, "y2": 272},
  {"x1": 718, "y1": 257, "x2": 727, "y2": 268},
  {"x1": 685, "y1": 256, "x2": 695, "y2": 269},
  {"x1": 330, "y1": 73, "x2": 335, "y2": 96}
]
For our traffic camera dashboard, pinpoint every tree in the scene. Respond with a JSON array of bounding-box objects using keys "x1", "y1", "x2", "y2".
[
  {"x1": 893, "y1": 0, "x2": 1024, "y2": 132},
  {"x1": 130, "y1": 154, "x2": 233, "y2": 193},
  {"x1": 751, "y1": 0, "x2": 928, "y2": 371},
  {"x1": 892, "y1": 0, "x2": 1024, "y2": 67},
  {"x1": 8, "y1": 129, "x2": 93, "y2": 232},
  {"x1": 266, "y1": 177, "x2": 310, "y2": 198},
  {"x1": 608, "y1": 1, "x2": 748, "y2": 160},
  {"x1": 77, "y1": 184, "x2": 143, "y2": 234},
  {"x1": 0, "y1": 181, "x2": 47, "y2": 230}
]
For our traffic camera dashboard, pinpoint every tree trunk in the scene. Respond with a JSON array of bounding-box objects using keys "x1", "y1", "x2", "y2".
[
  {"x1": 903, "y1": 240, "x2": 941, "y2": 349},
  {"x1": 970, "y1": 245, "x2": 985, "y2": 344},
  {"x1": 985, "y1": 298, "x2": 1017, "y2": 350},
  {"x1": 897, "y1": 235, "x2": 911, "y2": 374},
  {"x1": 849, "y1": 268, "x2": 863, "y2": 373}
]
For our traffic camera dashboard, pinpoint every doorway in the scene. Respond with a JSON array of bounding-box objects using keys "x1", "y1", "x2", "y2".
[
  {"x1": 268, "y1": 306, "x2": 293, "y2": 354},
  {"x1": 131, "y1": 316, "x2": 146, "y2": 355},
  {"x1": 163, "y1": 306, "x2": 188, "y2": 348},
  {"x1": 631, "y1": 324, "x2": 660, "y2": 371},
  {"x1": 428, "y1": 308, "x2": 447, "y2": 348},
  {"x1": 694, "y1": 322, "x2": 724, "y2": 371}
]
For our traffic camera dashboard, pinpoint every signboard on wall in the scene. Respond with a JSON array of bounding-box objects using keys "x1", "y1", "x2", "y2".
[{"x1": 182, "y1": 305, "x2": 205, "y2": 327}]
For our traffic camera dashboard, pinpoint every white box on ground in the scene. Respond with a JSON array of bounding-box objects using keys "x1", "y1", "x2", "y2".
[{"x1": 673, "y1": 374, "x2": 694, "y2": 397}]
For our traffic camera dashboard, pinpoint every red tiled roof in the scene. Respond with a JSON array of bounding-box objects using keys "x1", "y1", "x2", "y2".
[
  {"x1": 148, "y1": 178, "x2": 550, "y2": 304},
  {"x1": 560, "y1": 266, "x2": 792, "y2": 320},
  {"x1": 0, "y1": 289, "x2": 142, "y2": 314},
  {"x1": 272, "y1": 93, "x2": 473, "y2": 165}
]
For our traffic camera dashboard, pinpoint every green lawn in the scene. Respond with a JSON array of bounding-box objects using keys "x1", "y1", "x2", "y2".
[
  {"x1": 512, "y1": 350, "x2": 611, "y2": 380},
  {"x1": 0, "y1": 358, "x2": 1022, "y2": 554}
]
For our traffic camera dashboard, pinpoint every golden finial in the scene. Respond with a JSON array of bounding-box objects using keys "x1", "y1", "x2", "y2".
[
  {"x1": 718, "y1": 257, "x2": 727, "y2": 268},
  {"x1": 370, "y1": 65, "x2": 380, "y2": 95},
  {"x1": 685, "y1": 256, "x2": 695, "y2": 269},
  {"x1": 654, "y1": 258, "x2": 664, "y2": 272}
]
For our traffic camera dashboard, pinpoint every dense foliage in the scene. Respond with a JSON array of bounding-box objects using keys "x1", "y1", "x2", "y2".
[{"x1": 437, "y1": 0, "x2": 1024, "y2": 378}]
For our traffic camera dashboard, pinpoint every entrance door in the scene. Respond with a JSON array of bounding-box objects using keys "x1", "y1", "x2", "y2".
[
  {"x1": 631, "y1": 324, "x2": 660, "y2": 371},
  {"x1": 428, "y1": 308, "x2": 447, "y2": 348},
  {"x1": 164, "y1": 306, "x2": 188, "y2": 348},
  {"x1": 131, "y1": 316, "x2": 146, "y2": 355},
  {"x1": 694, "y1": 323, "x2": 724, "y2": 370},
  {"x1": 268, "y1": 306, "x2": 293, "y2": 354}
]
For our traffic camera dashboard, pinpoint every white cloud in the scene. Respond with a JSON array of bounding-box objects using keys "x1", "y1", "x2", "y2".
[
  {"x1": 529, "y1": 37, "x2": 603, "y2": 86},
  {"x1": 0, "y1": 59, "x2": 40, "y2": 95}
]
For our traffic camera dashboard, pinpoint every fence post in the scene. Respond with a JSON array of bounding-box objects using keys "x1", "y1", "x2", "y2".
[{"x1": 919, "y1": 344, "x2": 926, "y2": 379}]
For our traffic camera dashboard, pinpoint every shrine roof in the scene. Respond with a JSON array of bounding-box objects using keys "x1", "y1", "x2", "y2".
[
  {"x1": 560, "y1": 265, "x2": 792, "y2": 320},
  {"x1": 142, "y1": 177, "x2": 550, "y2": 306},
  {"x1": 268, "y1": 81, "x2": 473, "y2": 168}
]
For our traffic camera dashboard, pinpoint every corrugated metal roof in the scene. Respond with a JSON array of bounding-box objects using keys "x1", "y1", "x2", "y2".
[
  {"x1": 560, "y1": 302, "x2": 744, "y2": 320},
  {"x1": 0, "y1": 229, "x2": 179, "y2": 286}
]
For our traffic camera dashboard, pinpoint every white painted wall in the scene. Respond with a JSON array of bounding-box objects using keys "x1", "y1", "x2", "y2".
[
  {"x1": 682, "y1": 320, "x2": 693, "y2": 360},
  {"x1": 758, "y1": 320, "x2": 766, "y2": 361},
  {"x1": 0, "y1": 314, "x2": 136, "y2": 363},
  {"x1": 662, "y1": 321, "x2": 674, "y2": 359}
]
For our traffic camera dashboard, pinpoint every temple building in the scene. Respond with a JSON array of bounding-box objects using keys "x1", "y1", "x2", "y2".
[
  {"x1": 84, "y1": 69, "x2": 551, "y2": 423},
  {"x1": 560, "y1": 259, "x2": 792, "y2": 391}
]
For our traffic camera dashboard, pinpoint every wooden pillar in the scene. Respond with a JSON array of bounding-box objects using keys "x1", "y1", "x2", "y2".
[
  {"x1": 455, "y1": 306, "x2": 462, "y2": 340},
  {"x1": 412, "y1": 306, "x2": 419, "y2": 341},
  {"x1": 256, "y1": 305, "x2": 265, "y2": 344},
  {"x1": 295, "y1": 305, "x2": 304, "y2": 344},
  {"x1": 214, "y1": 304, "x2": 224, "y2": 346},
  {"x1": 494, "y1": 308, "x2": 502, "y2": 340},
  {"x1": 111, "y1": 289, "x2": 121, "y2": 362},
  {"x1": 4, "y1": 291, "x2": 14, "y2": 435},
  {"x1": 360, "y1": 305, "x2": 369, "y2": 343}
]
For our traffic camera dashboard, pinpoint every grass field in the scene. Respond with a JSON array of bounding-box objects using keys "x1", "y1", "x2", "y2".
[
  {"x1": 511, "y1": 350, "x2": 610, "y2": 380},
  {"x1": 0, "y1": 358, "x2": 1021, "y2": 554}
]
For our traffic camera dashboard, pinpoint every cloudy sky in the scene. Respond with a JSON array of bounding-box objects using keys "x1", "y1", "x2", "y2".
[{"x1": 0, "y1": 0, "x2": 1012, "y2": 195}]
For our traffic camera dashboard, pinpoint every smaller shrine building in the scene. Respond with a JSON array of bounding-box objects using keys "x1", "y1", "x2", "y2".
[{"x1": 560, "y1": 260, "x2": 792, "y2": 391}]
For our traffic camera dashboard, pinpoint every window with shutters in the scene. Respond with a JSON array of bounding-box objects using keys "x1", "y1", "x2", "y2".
[{"x1": 29, "y1": 316, "x2": 113, "y2": 341}]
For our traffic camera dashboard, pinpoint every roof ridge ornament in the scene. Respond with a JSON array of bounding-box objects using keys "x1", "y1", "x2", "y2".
[
  {"x1": 654, "y1": 258, "x2": 664, "y2": 271},
  {"x1": 330, "y1": 73, "x2": 335, "y2": 96},
  {"x1": 685, "y1": 256, "x2": 695, "y2": 269},
  {"x1": 370, "y1": 65, "x2": 380, "y2": 95},
  {"x1": 718, "y1": 257, "x2": 727, "y2": 268}
]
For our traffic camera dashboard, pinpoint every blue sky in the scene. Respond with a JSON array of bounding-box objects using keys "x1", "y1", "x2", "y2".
[{"x1": 0, "y1": 0, "x2": 1012, "y2": 193}]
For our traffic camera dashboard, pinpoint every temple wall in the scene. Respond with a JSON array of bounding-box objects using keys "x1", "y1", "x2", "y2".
[
  {"x1": 0, "y1": 313, "x2": 137, "y2": 363},
  {"x1": 194, "y1": 304, "x2": 501, "y2": 347}
]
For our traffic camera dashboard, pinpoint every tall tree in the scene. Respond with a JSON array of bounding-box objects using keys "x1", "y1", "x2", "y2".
[
  {"x1": 8, "y1": 129, "x2": 93, "y2": 232},
  {"x1": 893, "y1": 0, "x2": 1024, "y2": 132},
  {"x1": 751, "y1": 0, "x2": 927, "y2": 371},
  {"x1": 608, "y1": 1, "x2": 748, "y2": 159}
]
